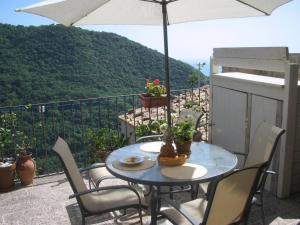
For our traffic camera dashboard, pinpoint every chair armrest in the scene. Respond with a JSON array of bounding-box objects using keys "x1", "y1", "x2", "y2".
[
  {"x1": 92, "y1": 175, "x2": 118, "y2": 187},
  {"x1": 69, "y1": 185, "x2": 144, "y2": 206},
  {"x1": 266, "y1": 170, "x2": 276, "y2": 175},
  {"x1": 79, "y1": 163, "x2": 106, "y2": 173},
  {"x1": 136, "y1": 134, "x2": 163, "y2": 143},
  {"x1": 159, "y1": 196, "x2": 199, "y2": 225},
  {"x1": 232, "y1": 152, "x2": 247, "y2": 157},
  {"x1": 256, "y1": 169, "x2": 277, "y2": 193}
]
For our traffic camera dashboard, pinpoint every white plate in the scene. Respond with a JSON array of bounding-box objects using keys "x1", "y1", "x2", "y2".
[
  {"x1": 119, "y1": 156, "x2": 144, "y2": 166},
  {"x1": 160, "y1": 163, "x2": 207, "y2": 180},
  {"x1": 140, "y1": 141, "x2": 163, "y2": 153},
  {"x1": 140, "y1": 141, "x2": 176, "y2": 153}
]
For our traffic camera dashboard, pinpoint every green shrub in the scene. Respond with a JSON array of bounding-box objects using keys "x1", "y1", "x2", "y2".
[
  {"x1": 0, "y1": 113, "x2": 17, "y2": 160},
  {"x1": 84, "y1": 128, "x2": 128, "y2": 163},
  {"x1": 135, "y1": 120, "x2": 167, "y2": 138}
]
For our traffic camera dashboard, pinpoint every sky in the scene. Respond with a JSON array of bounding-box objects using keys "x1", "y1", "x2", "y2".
[{"x1": 1, "y1": 0, "x2": 300, "y2": 73}]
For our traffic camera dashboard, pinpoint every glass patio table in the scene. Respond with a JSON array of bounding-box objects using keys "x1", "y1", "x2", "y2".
[{"x1": 105, "y1": 141, "x2": 238, "y2": 225}]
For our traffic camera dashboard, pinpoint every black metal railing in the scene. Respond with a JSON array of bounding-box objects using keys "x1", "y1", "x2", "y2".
[{"x1": 0, "y1": 86, "x2": 209, "y2": 176}]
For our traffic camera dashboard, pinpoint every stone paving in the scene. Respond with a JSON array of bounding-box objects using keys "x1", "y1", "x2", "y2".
[{"x1": 0, "y1": 174, "x2": 300, "y2": 225}]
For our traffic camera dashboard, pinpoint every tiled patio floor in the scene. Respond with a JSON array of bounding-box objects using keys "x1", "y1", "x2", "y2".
[{"x1": 0, "y1": 174, "x2": 300, "y2": 225}]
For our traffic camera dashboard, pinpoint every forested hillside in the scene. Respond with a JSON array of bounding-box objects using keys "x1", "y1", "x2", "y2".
[{"x1": 0, "y1": 23, "x2": 208, "y2": 107}]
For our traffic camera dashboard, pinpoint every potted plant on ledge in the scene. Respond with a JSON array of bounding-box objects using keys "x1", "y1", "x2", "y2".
[
  {"x1": 15, "y1": 132, "x2": 36, "y2": 185},
  {"x1": 139, "y1": 79, "x2": 167, "y2": 108},
  {"x1": 172, "y1": 119, "x2": 196, "y2": 157}
]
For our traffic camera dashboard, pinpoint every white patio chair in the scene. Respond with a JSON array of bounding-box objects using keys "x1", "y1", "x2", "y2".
[
  {"x1": 199, "y1": 122, "x2": 285, "y2": 225},
  {"x1": 52, "y1": 137, "x2": 146, "y2": 225},
  {"x1": 158, "y1": 163, "x2": 268, "y2": 225}
]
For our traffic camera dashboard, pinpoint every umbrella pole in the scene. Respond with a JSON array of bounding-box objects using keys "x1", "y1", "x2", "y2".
[{"x1": 162, "y1": 1, "x2": 172, "y2": 131}]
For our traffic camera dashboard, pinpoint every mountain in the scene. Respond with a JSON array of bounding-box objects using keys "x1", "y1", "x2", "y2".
[{"x1": 0, "y1": 23, "x2": 208, "y2": 107}]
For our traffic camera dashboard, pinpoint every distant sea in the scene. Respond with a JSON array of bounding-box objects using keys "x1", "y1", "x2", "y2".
[{"x1": 180, "y1": 58, "x2": 210, "y2": 76}]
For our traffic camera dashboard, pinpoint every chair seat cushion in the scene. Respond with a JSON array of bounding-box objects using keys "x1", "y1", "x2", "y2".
[
  {"x1": 82, "y1": 187, "x2": 145, "y2": 213},
  {"x1": 161, "y1": 198, "x2": 207, "y2": 225}
]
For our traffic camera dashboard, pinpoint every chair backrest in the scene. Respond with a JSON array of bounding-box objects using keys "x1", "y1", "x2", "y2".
[
  {"x1": 244, "y1": 122, "x2": 285, "y2": 167},
  {"x1": 177, "y1": 108, "x2": 203, "y2": 129},
  {"x1": 203, "y1": 164, "x2": 266, "y2": 225},
  {"x1": 52, "y1": 137, "x2": 89, "y2": 204}
]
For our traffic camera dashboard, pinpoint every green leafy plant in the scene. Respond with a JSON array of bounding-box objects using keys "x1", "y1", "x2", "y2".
[
  {"x1": 184, "y1": 100, "x2": 201, "y2": 112},
  {"x1": 135, "y1": 124, "x2": 152, "y2": 138},
  {"x1": 171, "y1": 120, "x2": 196, "y2": 145},
  {"x1": 135, "y1": 120, "x2": 167, "y2": 138},
  {"x1": 15, "y1": 132, "x2": 33, "y2": 157},
  {"x1": 145, "y1": 79, "x2": 166, "y2": 97},
  {"x1": 84, "y1": 128, "x2": 128, "y2": 163},
  {"x1": 0, "y1": 113, "x2": 34, "y2": 162},
  {"x1": 0, "y1": 113, "x2": 17, "y2": 161}
]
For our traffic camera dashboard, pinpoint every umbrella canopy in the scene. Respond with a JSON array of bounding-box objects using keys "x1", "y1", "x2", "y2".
[
  {"x1": 16, "y1": 0, "x2": 291, "y2": 26},
  {"x1": 16, "y1": 0, "x2": 292, "y2": 133}
]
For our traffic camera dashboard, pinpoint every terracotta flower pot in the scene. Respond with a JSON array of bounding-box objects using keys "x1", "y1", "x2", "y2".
[
  {"x1": 0, "y1": 162, "x2": 16, "y2": 192},
  {"x1": 175, "y1": 140, "x2": 192, "y2": 157},
  {"x1": 139, "y1": 94, "x2": 167, "y2": 108},
  {"x1": 193, "y1": 131, "x2": 203, "y2": 142},
  {"x1": 16, "y1": 154, "x2": 35, "y2": 185},
  {"x1": 99, "y1": 151, "x2": 110, "y2": 162}
]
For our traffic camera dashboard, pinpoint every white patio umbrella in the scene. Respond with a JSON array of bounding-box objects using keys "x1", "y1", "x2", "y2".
[{"x1": 16, "y1": 0, "x2": 292, "y2": 132}]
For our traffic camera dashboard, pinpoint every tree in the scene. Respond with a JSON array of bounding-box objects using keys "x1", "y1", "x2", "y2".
[{"x1": 188, "y1": 70, "x2": 199, "y2": 101}]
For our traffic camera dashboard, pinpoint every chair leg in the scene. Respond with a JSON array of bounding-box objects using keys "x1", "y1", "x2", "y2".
[
  {"x1": 138, "y1": 207, "x2": 143, "y2": 225},
  {"x1": 88, "y1": 178, "x2": 92, "y2": 190},
  {"x1": 243, "y1": 204, "x2": 252, "y2": 225},
  {"x1": 82, "y1": 215, "x2": 86, "y2": 225},
  {"x1": 259, "y1": 193, "x2": 265, "y2": 225},
  {"x1": 243, "y1": 215, "x2": 249, "y2": 225},
  {"x1": 169, "y1": 186, "x2": 174, "y2": 199},
  {"x1": 260, "y1": 205, "x2": 266, "y2": 225}
]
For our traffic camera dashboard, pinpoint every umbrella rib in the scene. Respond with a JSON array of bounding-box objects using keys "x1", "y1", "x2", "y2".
[
  {"x1": 140, "y1": 0, "x2": 179, "y2": 4},
  {"x1": 235, "y1": 0, "x2": 270, "y2": 15},
  {"x1": 140, "y1": 0, "x2": 162, "y2": 4}
]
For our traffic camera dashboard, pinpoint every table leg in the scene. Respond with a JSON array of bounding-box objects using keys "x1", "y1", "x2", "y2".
[
  {"x1": 150, "y1": 186, "x2": 158, "y2": 225},
  {"x1": 191, "y1": 184, "x2": 199, "y2": 199}
]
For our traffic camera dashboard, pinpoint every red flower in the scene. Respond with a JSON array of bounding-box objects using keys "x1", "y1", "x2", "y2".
[{"x1": 153, "y1": 79, "x2": 160, "y2": 85}]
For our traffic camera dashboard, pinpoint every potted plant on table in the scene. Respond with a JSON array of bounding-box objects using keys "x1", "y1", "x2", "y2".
[
  {"x1": 172, "y1": 119, "x2": 196, "y2": 157},
  {"x1": 0, "y1": 113, "x2": 17, "y2": 192},
  {"x1": 139, "y1": 79, "x2": 167, "y2": 108},
  {"x1": 15, "y1": 132, "x2": 36, "y2": 185}
]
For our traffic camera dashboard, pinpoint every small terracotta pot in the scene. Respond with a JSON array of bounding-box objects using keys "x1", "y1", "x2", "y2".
[
  {"x1": 193, "y1": 131, "x2": 203, "y2": 142},
  {"x1": 99, "y1": 151, "x2": 110, "y2": 162},
  {"x1": 139, "y1": 94, "x2": 167, "y2": 108},
  {"x1": 175, "y1": 140, "x2": 192, "y2": 157},
  {"x1": 0, "y1": 162, "x2": 16, "y2": 192},
  {"x1": 16, "y1": 155, "x2": 35, "y2": 185}
]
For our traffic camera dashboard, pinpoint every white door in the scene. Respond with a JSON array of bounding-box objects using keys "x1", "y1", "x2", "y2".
[
  {"x1": 250, "y1": 95, "x2": 282, "y2": 193},
  {"x1": 211, "y1": 86, "x2": 248, "y2": 154},
  {"x1": 250, "y1": 95, "x2": 281, "y2": 141}
]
